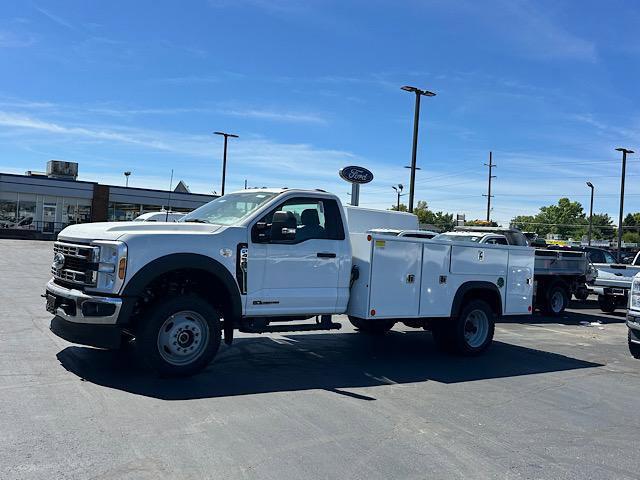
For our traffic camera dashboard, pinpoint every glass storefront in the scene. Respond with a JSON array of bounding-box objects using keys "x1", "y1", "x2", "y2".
[
  {"x1": 0, "y1": 192, "x2": 17, "y2": 227},
  {"x1": 0, "y1": 193, "x2": 91, "y2": 232},
  {"x1": 109, "y1": 202, "x2": 192, "y2": 221}
]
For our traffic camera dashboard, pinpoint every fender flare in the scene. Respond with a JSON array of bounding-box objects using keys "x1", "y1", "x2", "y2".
[
  {"x1": 121, "y1": 253, "x2": 242, "y2": 344},
  {"x1": 450, "y1": 281, "x2": 503, "y2": 318}
]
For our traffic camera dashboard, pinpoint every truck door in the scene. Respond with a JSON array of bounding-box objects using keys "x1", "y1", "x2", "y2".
[{"x1": 246, "y1": 196, "x2": 345, "y2": 316}]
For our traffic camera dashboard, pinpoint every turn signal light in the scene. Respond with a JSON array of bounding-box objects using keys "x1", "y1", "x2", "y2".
[
  {"x1": 370, "y1": 309, "x2": 376, "y2": 316},
  {"x1": 118, "y1": 258, "x2": 127, "y2": 279}
]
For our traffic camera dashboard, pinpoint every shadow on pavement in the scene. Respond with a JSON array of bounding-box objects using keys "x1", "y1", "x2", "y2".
[
  {"x1": 56, "y1": 330, "x2": 602, "y2": 401},
  {"x1": 500, "y1": 303, "x2": 627, "y2": 326}
]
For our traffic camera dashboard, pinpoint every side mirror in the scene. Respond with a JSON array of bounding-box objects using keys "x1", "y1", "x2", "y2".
[
  {"x1": 251, "y1": 221, "x2": 271, "y2": 243},
  {"x1": 271, "y1": 211, "x2": 297, "y2": 241}
]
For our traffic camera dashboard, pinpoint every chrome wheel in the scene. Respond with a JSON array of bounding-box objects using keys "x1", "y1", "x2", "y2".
[
  {"x1": 464, "y1": 309, "x2": 489, "y2": 348},
  {"x1": 156, "y1": 310, "x2": 209, "y2": 366},
  {"x1": 550, "y1": 290, "x2": 564, "y2": 313}
]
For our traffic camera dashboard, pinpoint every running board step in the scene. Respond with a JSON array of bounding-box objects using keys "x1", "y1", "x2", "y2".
[{"x1": 240, "y1": 321, "x2": 342, "y2": 334}]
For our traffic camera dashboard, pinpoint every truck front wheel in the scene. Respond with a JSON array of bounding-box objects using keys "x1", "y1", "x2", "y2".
[
  {"x1": 597, "y1": 294, "x2": 617, "y2": 313},
  {"x1": 136, "y1": 295, "x2": 222, "y2": 377},
  {"x1": 348, "y1": 316, "x2": 395, "y2": 334}
]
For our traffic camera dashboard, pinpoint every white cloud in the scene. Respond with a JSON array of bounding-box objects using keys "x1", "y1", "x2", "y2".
[{"x1": 35, "y1": 6, "x2": 75, "y2": 30}]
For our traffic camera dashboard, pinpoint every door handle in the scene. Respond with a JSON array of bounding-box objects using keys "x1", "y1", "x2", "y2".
[{"x1": 317, "y1": 252, "x2": 336, "y2": 258}]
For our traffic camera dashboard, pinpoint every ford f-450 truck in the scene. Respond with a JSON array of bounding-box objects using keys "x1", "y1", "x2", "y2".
[{"x1": 45, "y1": 188, "x2": 534, "y2": 376}]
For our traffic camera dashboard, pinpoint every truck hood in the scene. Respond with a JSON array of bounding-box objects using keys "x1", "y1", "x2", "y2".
[{"x1": 58, "y1": 221, "x2": 221, "y2": 243}]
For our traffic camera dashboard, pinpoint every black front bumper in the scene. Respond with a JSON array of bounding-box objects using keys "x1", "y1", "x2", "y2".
[{"x1": 50, "y1": 316, "x2": 123, "y2": 349}]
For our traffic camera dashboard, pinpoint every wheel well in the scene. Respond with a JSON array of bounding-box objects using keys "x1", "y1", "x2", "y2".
[
  {"x1": 458, "y1": 288, "x2": 502, "y2": 317},
  {"x1": 131, "y1": 268, "x2": 233, "y2": 326}
]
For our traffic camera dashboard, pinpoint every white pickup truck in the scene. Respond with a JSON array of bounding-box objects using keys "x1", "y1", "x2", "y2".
[{"x1": 45, "y1": 188, "x2": 534, "y2": 376}]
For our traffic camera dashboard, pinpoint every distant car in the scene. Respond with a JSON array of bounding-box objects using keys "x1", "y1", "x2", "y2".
[
  {"x1": 134, "y1": 211, "x2": 185, "y2": 222},
  {"x1": 368, "y1": 228, "x2": 438, "y2": 239}
]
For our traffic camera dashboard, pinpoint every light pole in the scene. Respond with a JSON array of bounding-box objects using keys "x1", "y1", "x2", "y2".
[
  {"x1": 124, "y1": 171, "x2": 131, "y2": 187},
  {"x1": 615, "y1": 148, "x2": 633, "y2": 262},
  {"x1": 401, "y1": 85, "x2": 435, "y2": 213},
  {"x1": 586, "y1": 181, "x2": 594, "y2": 246},
  {"x1": 214, "y1": 131, "x2": 239, "y2": 196},
  {"x1": 392, "y1": 184, "x2": 404, "y2": 210}
]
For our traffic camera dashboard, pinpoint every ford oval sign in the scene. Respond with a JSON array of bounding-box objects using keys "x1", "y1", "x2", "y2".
[{"x1": 339, "y1": 165, "x2": 374, "y2": 184}]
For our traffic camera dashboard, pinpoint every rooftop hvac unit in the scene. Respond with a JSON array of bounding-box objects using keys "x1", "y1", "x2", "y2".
[{"x1": 46, "y1": 160, "x2": 78, "y2": 180}]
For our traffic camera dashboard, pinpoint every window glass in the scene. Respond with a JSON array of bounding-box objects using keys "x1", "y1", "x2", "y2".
[
  {"x1": 0, "y1": 192, "x2": 17, "y2": 227},
  {"x1": 16, "y1": 196, "x2": 36, "y2": 228},
  {"x1": 109, "y1": 202, "x2": 140, "y2": 221},
  {"x1": 486, "y1": 237, "x2": 508, "y2": 245},
  {"x1": 182, "y1": 191, "x2": 278, "y2": 225},
  {"x1": 257, "y1": 197, "x2": 344, "y2": 242},
  {"x1": 603, "y1": 251, "x2": 616, "y2": 264},
  {"x1": 588, "y1": 250, "x2": 604, "y2": 263}
]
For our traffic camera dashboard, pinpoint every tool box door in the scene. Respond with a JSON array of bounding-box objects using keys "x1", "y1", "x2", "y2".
[{"x1": 368, "y1": 238, "x2": 422, "y2": 318}]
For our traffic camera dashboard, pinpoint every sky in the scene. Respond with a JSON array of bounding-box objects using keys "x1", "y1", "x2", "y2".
[{"x1": 0, "y1": 0, "x2": 639, "y2": 225}]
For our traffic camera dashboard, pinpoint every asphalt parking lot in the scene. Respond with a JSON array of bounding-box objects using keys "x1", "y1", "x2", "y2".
[{"x1": 1, "y1": 239, "x2": 639, "y2": 480}]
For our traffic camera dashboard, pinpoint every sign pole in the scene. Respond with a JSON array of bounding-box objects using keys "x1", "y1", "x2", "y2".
[{"x1": 351, "y1": 183, "x2": 360, "y2": 206}]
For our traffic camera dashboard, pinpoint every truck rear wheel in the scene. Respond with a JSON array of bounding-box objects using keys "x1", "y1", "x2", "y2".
[
  {"x1": 598, "y1": 294, "x2": 617, "y2": 313},
  {"x1": 136, "y1": 294, "x2": 222, "y2": 377},
  {"x1": 629, "y1": 330, "x2": 640, "y2": 359},
  {"x1": 541, "y1": 282, "x2": 568, "y2": 315},
  {"x1": 433, "y1": 300, "x2": 495, "y2": 355},
  {"x1": 348, "y1": 316, "x2": 395, "y2": 334}
]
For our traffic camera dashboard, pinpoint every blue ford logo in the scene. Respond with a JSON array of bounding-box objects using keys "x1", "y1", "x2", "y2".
[
  {"x1": 339, "y1": 165, "x2": 374, "y2": 184},
  {"x1": 53, "y1": 252, "x2": 65, "y2": 269}
]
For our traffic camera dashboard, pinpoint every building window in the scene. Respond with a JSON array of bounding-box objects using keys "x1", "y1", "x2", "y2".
[
  {"x1": 16, "y1": 194, "x2": 36, "y2": 229},
  {"x1": 109, "y1": 202, "x2": 141, "y2": 221},
  {"x1": 0, "y1": 192, "x2": 17, "y2": 227}
]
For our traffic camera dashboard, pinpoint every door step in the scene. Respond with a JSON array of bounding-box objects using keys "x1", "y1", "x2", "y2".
[{"x1": 240, "y1": 315, "x2": 342, "y2": 334}]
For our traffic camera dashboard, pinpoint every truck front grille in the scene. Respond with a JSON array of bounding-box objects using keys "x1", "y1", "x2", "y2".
[{"x1": 52, "y1": 242, "x2": 99, "y2": 288}]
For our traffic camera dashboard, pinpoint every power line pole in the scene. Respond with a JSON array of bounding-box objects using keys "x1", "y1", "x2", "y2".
[
  {"x1": 483, "y1": 151, "x2": 496, "y2": 222},
  {"x1": 616, "y1": 147, "x2": 634, "y2": 262}
]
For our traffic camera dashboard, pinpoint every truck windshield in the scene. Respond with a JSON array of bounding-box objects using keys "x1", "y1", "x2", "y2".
[
  {"x1": 434, "y1": 233, "x2": 483, "y2": 243},
  {"x1": 180, "y1": 192, "x2": 278, "y2": 226}
]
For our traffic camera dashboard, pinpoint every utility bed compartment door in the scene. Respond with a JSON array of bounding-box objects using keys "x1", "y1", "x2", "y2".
[
  {"x1": 368, "y1": 239, "x2": 422, "y2": 318},
  {"x1": 419, "y1": 243, "x2": 452, "y2": 316},
  {"x1": 505, "y1": 249, "x2": 534, "y2": 314},
  {"x1": 450, "y1": 245, "x2": 508, "y2": 277}
]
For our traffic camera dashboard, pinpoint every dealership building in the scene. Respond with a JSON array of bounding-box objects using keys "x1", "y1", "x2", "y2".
[{"x1": 0, "y1": 161, "x2": 216, "y2": 237}]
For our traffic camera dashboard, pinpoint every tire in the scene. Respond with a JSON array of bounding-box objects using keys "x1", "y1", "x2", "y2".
[
  {"x1": 598, "y1": 294, "x2": 617, "y2": 313},
  {"x1": 433, "y1": 300, "x2": 496, "y2": 356},
  {"x1": 573, "y1": 289, "x2": 589, "y2": 301},
  {"x1": 348, "y1": 316, "x2": 395, "y2": 334},
  {"x1": 629, "y1": 331, "x2": 640, "y2": 359},
  {"x1": 136, "y1": 294, "x2": 222, "y2": 377},
  {"x1": 541, "y1": 282, "x2": 569, "y2": 315}
]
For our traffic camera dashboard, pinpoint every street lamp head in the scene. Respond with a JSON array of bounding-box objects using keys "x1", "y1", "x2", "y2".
[
  {"x1": 398, "y1": 183, "x2": 403, "y2": 191},
  {"x1": 214, "y1": 131, "x2": 239, "y2": 138},
  {"x1": 615, "y1": 147, "x2": 634, "y2": 154},
  {"x1": 124, "y1": 171, "x2": 131, "y2": 177},
  {"x1": 401, "y1": 85, "x2": 436, "y2": 97},
  {"x1": 586, "y1": 181, "x2": 593, "y2": 188}
]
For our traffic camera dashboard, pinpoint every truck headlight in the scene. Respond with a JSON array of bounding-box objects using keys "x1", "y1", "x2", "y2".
[
  {"x1": 91, "y1": 240, "x2": 127, "y2": 293},
  {"x1": 631, "y1": 280, "x2": 640, "y2": 310}
]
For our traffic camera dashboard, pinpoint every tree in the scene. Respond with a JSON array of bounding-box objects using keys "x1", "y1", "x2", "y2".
[
  {"x1": 510, "y1": 198, "x2": 615, "y2": 240},
  {"x1": 622, "y1": 232, "x2": 640, "y2": 244},
  {"x1": 389, "y1": 200, "x2": 456, "y2": 231},
  {"x1": 390, "y1": 203, "x2": 408, "y2": 212}
]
